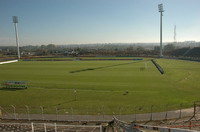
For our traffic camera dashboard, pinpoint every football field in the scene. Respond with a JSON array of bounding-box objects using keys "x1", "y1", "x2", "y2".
[{"x1": 0, "y1": 58, "x2": 200, "y2": 114}]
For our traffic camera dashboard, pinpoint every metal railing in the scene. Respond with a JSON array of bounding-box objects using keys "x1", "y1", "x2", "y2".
[
  {"x1": 1, "y1": 101, "x2": 200, "y2": 122},
  {"x1": 0, "y1": 122, "x2": 103, "y2": 132}
]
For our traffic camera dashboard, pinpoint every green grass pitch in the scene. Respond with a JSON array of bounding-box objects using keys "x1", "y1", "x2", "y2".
[{"x1": 0, "y1": 58, "x2": 200, "y2": 114}]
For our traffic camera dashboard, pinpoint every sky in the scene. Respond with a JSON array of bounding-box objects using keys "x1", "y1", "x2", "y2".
[{"x1": 0, "y1": 0, "x2": 200, "y2": 46}]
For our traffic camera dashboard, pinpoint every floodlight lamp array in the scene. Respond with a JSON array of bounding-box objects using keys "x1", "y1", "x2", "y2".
[
  {"x1": 12, "y1": 16, "x2": 18, "y2": 23},
  {"x1": 158, "y1": 4, "x2": 164, "y2": 12}
]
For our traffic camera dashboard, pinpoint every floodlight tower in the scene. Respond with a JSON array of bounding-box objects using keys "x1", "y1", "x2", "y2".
[
  {"x1": 13, "y1": 16, "x2": 20, "y2": 60},
  {"x1": 174, "y1": 25, "x2": 177, "y2": 43},
  {"x1": 158, "y1": 4, "x2": 164, "y2": 57}
]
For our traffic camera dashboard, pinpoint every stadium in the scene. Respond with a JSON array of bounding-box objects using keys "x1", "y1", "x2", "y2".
[{"x1": 1, "y1": 0, "x2": 200, "y2": 131}]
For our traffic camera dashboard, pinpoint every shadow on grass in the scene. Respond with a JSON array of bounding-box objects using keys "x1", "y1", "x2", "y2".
[
  {"x1": 0, "y1": 88, "x2": 27, "y2": 91},
  {"x1": 57, "y1": 100, "x2": 75, "y2": 106},
  {"x1": 69, "y1": 60, "x2": 149, "y2": 73},
  {"x1": 45, "y1": 99, "x2": 76, "y2": 108}
]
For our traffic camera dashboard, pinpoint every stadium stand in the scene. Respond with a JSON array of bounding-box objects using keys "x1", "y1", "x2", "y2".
[
  {"x1": 170, "y1": 47, "x2": 190, "y2": 57},
  {"x1": 169, "y1": 47, "x2": 200, "y2": 58},
  {"x1": 0, "y1": 123, "x2": 103, "y2": 132},
  {"x1": 111, "y1": 117, "x2": 197, "y2": 132},
  {"x1": 185, "y1": 47, "x2": 200, "y2": 57}
]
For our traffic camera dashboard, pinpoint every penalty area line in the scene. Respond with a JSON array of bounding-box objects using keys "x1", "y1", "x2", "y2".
[{"x1": 0, "y1": 60, "x2": 18, "y2": 65}]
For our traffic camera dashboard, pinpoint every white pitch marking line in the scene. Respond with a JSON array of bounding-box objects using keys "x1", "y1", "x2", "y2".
[{"x1": 0, "y1": 60, "x2": 18, "y2": 65}]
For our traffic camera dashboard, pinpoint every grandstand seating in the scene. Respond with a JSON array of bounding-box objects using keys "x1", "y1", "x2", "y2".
[
  {"x1": 186, "y1": 47, "x2": 200, "y2": 57},
  {"x1": 170, "y1": 47, "x2": 200, "y2": 58},
  {"x1": 170, "y1": 47, "x2": 190, "y2": 57},
  {"x1": 0, "y1": 123, "x2": 102, "y2": 132}
]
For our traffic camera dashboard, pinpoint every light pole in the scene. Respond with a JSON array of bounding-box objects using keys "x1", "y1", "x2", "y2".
[
  {"x1": 11, "y1": 105, "x2": 16, "y2": 120},
  {"x1": 12, "y1": 16, "x2": 20, "y2": 60},
  {"x1": 179, "y1": 103, "x2": 182, "y2": 119},
  {"x1": 25, "y1": 105, "x2": 30, "y2": 120},
  {"x1": 158, "y1": 4, "x2": 164, "y2": 57},
  {"x1": 55, "y1": 107, "x2": 58, "y2": 121},
  {"x1": 150, "y1": 105, "x2": 154, "y2": 121},
  {"x1": 40, "y1": 106, "x2": 44, "y2": 120}
]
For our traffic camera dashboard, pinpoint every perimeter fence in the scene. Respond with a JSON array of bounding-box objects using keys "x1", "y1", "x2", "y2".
[{"x1": 1, "y1": 101, "x2": 200, "y2": 122}]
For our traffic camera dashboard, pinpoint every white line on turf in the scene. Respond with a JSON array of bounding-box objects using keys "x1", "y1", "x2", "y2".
[{"x1": 0, "y1": 60, "x2": 18, "y2": 65}]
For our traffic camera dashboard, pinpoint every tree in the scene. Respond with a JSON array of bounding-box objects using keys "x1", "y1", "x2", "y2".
[
  {"x1": 164, "y1": 44, "x2": 175, "y2": 52},
  {"x1": 47, "y1": 44, "x2": 56, "y2": 50},
  {"x1": 136, "y1": 46, "x2": 145, "y2": 52},
  {"x1": 154, "y1": 46, "x2": 160, "y2": 52}
]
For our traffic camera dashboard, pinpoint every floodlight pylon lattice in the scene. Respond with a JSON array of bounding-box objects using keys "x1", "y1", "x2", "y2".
[{"x1": 12, "y1": 16, "x2": 20, "y2": 60}]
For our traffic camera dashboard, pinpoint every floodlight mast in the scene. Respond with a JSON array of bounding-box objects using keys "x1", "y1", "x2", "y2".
[
  {"x1": 13, "y1": 16, "x2": 20, "y2": 60},
  {"x1": 158, "y1": 4, "x2": 164, "y2": 57},
  {"x1": 174, "y1": 25, "x2": 177, "y2": 43}
]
